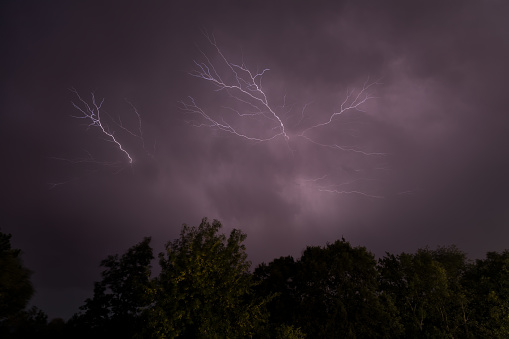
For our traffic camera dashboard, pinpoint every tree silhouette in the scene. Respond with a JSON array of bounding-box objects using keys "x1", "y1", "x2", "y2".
[
  {"x1": 0, "y1": 231, "x2": 34, "y2": 321},
  {"x1": 69, "y1": 237, "x2": 154, "y2": 338},
  {"x1": 146, "y1": 218, "x2": 269, "y2": 338}
]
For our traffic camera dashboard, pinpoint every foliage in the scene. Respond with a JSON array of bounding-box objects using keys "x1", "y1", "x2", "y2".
[
  {"x1": 255, "y1": 238, "x2": 402, "y2": 338},
  {"x1": 9, "y1": 219, "x2": 509, "y2": 337},
  {"x1": 464, "y1": 250, "x2": 509, "y2": 338},
  {"x1": 146, "y1": 218, "x2": 269, "y2": 338},
  {"x1": 254, "y1": 256, "x2": 299, "y2": 327},
  {"x1": 0, "y1": 231, "x2": 34, "y2": 321},
  {"x1": 69, "y1": 237, "x2": 154, "y2": 338},
  {"x1": 0, "y1": 306, "x2": 48, "y2": 338},
  {"x1": 295, "y1": 239, "x2": 402, "y2": 338},
  {"x1": 378, "y1": 246, "x2": 473, "y2": 338},
  {"x1": 273, "y1": 324, "x2": 306, "y2": 339}
]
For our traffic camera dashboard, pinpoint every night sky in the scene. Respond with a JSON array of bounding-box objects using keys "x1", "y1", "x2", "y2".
[{"x1": 2, "y1": 1, "x2": 509, "y2": 320}]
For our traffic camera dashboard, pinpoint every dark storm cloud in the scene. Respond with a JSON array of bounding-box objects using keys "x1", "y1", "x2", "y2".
[{"x1": 2, "y1": 0, "x2": 509, "y2": 319}]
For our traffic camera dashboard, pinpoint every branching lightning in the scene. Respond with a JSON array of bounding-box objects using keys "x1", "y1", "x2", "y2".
[
  {"x1": 318, "y1": 188, "x2": 384, "y2": 199},
  {"x1": 182, "y1": 32, "x2": 387, "y2": 198},
  {"x1": 70, "y1": 88, "x2": 135, "y2": 164},
  {"x1": 180, "y1": 96, "x2": 282, "y2": 142},
  {"x1": 298, "y1": 78, "x2": 381, "y2": 135},
  {"x1": 49, "y1": 89, "x2": 151, "y2": 188},
  {"x1": 297, "y1": 175, "x2": 384, "y2": 199},
  {"x1": 181, "y1": 32, "x2": 288, "y2": 142},
  {"x1": 315, "y1": 178, "x2": 383, "y2": 199}
]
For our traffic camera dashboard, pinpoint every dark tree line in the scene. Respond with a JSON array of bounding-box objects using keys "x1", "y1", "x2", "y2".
[
  {"x1": 2, "y1": 220, "x2": 509, "y2": 338},
  {"x1": 0, "y1": 231, "x2": 65, "y2": 338}
]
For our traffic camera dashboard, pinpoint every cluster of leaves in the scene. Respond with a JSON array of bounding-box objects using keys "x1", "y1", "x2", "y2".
[
  {"x1": 2, "y1": 221, "x2": 509, "y2": 338},
  {"x1": 256, "y1": 243, "x2": 509, "y2": 338},
  {"x1": 255, "y1": 240, "x2": 402, "y2": 338},
  {"x1": 67, "y1": 218, "x2": 270, "y2": 339}
]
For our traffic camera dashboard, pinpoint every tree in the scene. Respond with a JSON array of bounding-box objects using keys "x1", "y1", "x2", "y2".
[
  {"x1": 273, "y1": 324, "x2": 306, "y2": 339},
  {"x1": 1, "y1": 306, "x2": 48, "y2": 339},
  {"x1": 0, "y1": 231, "x2": 34, "y2": 321},
  {"x1": 430, "y1": 246, "x2": 472, "y2": 337},
  {"x1": 69, "y1": 237, "x2": 154, "y2": 338},
  {"x1": 463, "y1": 250, "x2": 509, "y2": 338},
  {"x1": 146, "y1": 218, "x2": 269, "y2": 338},
  {"x1": 257, "y1": 238, "x2": 401, "y2": 338},
  {"x1": 0, "y1": 232, "x2": 55, "y2": 338},
  {"x1": 298, "y1": 239, "x2": 402, "y2": 338},
  {"x1": 378, "y1": 247, "x2": 472, "y2": 337},
  {"x1": 254, "y1": 256, "x2": 299, "y2": 328}
]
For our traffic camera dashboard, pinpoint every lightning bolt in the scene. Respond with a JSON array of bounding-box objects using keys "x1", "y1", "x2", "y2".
[
  {"x1": 49, "y1": 90, "x2": 152, "y2": 189},
  {"x1": 315, "y1": 178, "x2": 383, "y2": 199},
  {"x1": 181, "y1": 32, "x2": 288, "y2": 142},
  {"x1": 296, "y1": 77, "x2": 387, "y2": 156},
  {"x1": 298, "y1": 77, "x2": 382, "y2": 135},
  {"x1": 182, "y1": 33, "x2": 388, "y2": 198},
  {"x1": 49, "y1": 149, "x2": 126, "y2": 175},
  {"x1": 70, "y1": 88, "x2": 134, "y2": 164},
  {"x1": 318, "y1": 188, "x2": 384, "y2": 199},
  {"x1": 48, "y1": 178, "x2": 78, "y2": 190},
  {"x1": 296, "y1": 175, "x2": 384, "y2": 199}
]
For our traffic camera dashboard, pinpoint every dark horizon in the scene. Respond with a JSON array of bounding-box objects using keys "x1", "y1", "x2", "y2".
[{"x1": 2, "y1": 0, "x2": 509, "y2": 320}]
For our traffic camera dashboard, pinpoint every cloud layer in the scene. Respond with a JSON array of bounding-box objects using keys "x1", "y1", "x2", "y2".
[{"x1": 2, "y1": 0, "x2": 509, "y2": 319}]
